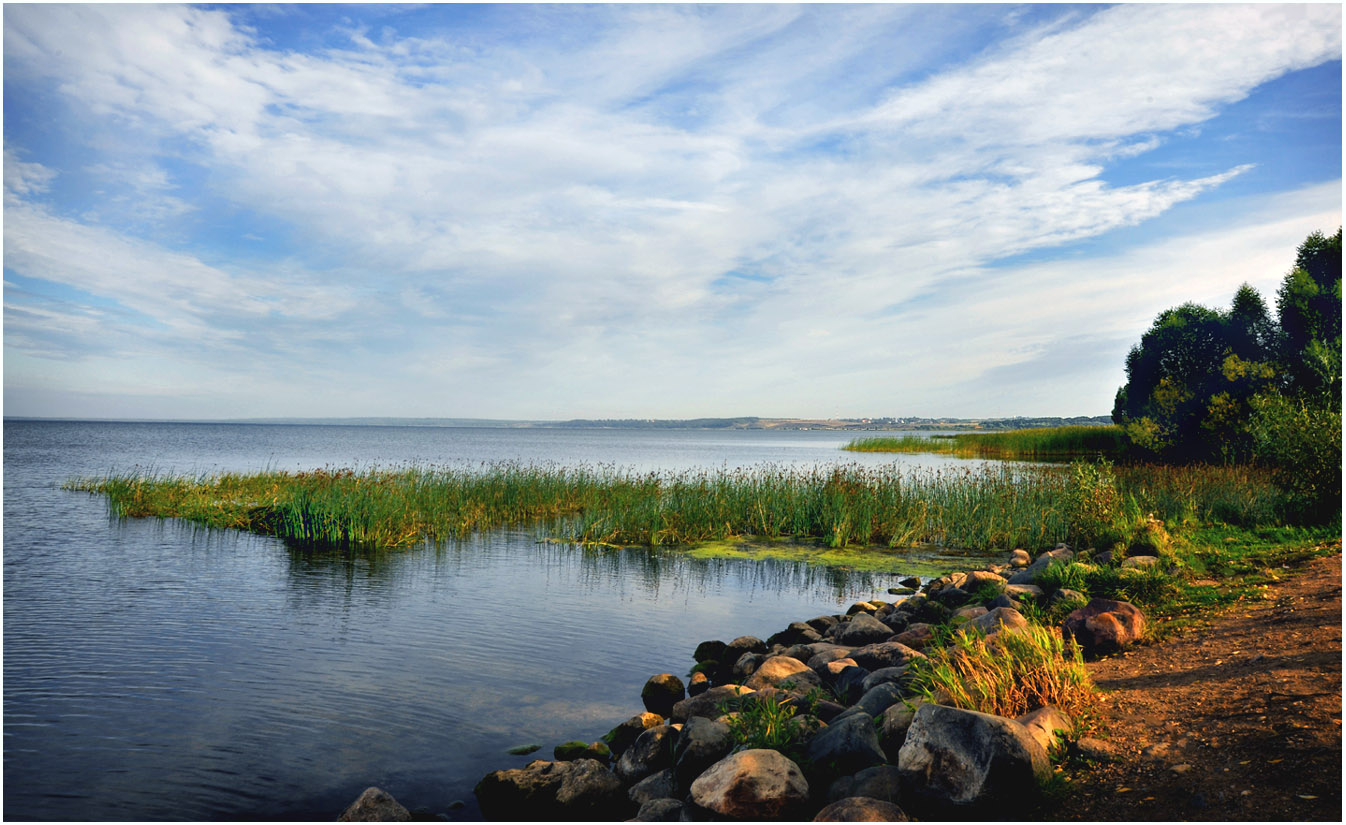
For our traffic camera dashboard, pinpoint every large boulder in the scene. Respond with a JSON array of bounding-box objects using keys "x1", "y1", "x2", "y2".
[
  {"x1": 897, "y1": 704, "x2": 1049, "y2": 814},
  {"x1": 641, "y1": 674, "x2": 686, "y2": 718},
  {"x1": 745, "y1": 656, "x2": 822, "y2": 691},
  {"x1": 849, "y1": 640, "x2": 925, "y2": 671},
  {"x1": 803, "y1": 711, "x2": 887, "y2": 786},
  {"x1": 628, "y1": 769, "x2": 677, "y2": 807},
  {"x1": 852, "y1": 682, "x2": 905, "y2": 718},
  {"x1": 813, "y1": 797, "x2": 909, "y2": 821},
  {"x1": 616, "y1": 725, "x2": 677, "y2": 784},
  {"x1": 965, "y1": 607, "x2": 1029, "y2": 636},
  {"x1": 890, "y1": 624, "x2": 936, "y2": 651},
  {"x1": 671, "y1": 685, "x2": 755, "y2": 723},
  {"x1": 877, "y1": 700, "x2": 921, "y2": 757},
  {"x1": 693, "y1": 640, "x2": 728, "y2": 663},
  {"x1": 835, "y1": 613, "x2": 895, "y2": 646},
  {"x1": 807, "y1": 646, "x2": 858, "y2": 673},
  {"x1": 832, "y1": 664, "x2": 872, "y2": 706},
  {"x1": 338, "y1": 787, "x2": 410, "y2": 822},
  {"x1": 962, "y1": 570, "x2": 1007, "y2": 593},
  {"x1": 689, "y1": 749, "x2": 811, "y2": 820},
  {"x1": 1061, "y1": 598, "x2": 1146, "y2": 654},
  {"x1": 769, "y1": 621, "x2": 824, "y2": 647},
  {"x1": 475, "y1": 758, "x2": 627, "y2": 820},
  {"x1": 860, "y1": 666, "x2": 910, "y2": 695},
  {"x1": 672, "y1": 716, "x2": 735, "y2": 790}
]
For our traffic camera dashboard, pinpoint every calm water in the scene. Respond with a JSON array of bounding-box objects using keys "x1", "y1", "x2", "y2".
[{"x1": 4, "y1": 421, "x2": 993, "y2": 821}]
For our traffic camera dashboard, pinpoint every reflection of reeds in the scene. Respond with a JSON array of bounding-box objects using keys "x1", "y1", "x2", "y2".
[
  {"x1": 844, "y1": 425, "x2": 1127, "y2": 460},
  {"x1": 65, "y1": 459, "x2": 1282, "y2": 552}
]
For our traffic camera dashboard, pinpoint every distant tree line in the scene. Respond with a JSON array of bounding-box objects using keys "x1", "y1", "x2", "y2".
[{"x1": 1112, "y1": 229, "x2": 1341, "y2": 521}]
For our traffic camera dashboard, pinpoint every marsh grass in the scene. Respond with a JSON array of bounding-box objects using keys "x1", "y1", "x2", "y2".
[
  {"x1": 845, "y1": 426, "x2": 1127, "y2": 461},
  {"x1": 909, "y1": 623, "x2": 1097, "y2": 722}
]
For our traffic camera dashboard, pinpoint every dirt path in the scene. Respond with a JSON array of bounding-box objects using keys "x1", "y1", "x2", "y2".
[{"x1": 1052, "y1": 547, "x2": 1342, "y2": 821}]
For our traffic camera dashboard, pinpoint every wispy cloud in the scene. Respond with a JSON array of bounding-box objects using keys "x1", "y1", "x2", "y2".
[{"x1": 3, "y1": 4, "x2": 1341, "y2": 418}]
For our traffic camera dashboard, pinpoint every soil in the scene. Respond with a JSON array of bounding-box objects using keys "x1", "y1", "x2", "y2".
[{"x1": 1049, "y1": 546, "x2": 1342, "y2": 821}]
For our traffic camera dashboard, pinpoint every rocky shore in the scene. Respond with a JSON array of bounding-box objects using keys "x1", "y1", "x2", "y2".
[{"x1": 339, "y1": 543, "x2": 1156, "y2": 822}]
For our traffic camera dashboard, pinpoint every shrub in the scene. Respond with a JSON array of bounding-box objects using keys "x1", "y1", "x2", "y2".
[{"x1": 1249, "y1": 393, "x2": 1342, "y2": 524}]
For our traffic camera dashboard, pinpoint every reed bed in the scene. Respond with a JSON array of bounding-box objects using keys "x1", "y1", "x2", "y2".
[
  {"x1": 66, "y1": 458, "x2": 1287, "y2": 552},
  {"x1": 845, "y1": 425, "x2": 1127, "y2": 461}
]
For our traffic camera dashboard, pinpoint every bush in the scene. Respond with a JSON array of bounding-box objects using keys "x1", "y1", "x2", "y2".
[
  {"x1": 1250, "y1": 393, "x2": 1342, "y2": 524},
  {"x1": 1061, "y1": 460, "x2": 1130, "y2": 547}
]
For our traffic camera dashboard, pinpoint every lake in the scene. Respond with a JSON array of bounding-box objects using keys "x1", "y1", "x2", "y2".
[{"x1": 3, "y1": 420, "x2": 996, "y2": 820}]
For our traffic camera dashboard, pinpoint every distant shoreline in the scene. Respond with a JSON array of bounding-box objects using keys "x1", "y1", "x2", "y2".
[{"x1": 4, "y1": 415, "x2": 1111, "y2": 432}]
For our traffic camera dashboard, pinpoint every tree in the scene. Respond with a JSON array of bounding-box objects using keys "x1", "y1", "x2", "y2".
[{"x1": 1276, "y1": 228, "x2": 1342, "y2": 405}]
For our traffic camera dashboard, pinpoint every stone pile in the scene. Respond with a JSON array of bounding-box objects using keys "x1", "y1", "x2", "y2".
[{"x1": 343, "y1": 543, "x2": 1150, "y2": 821}]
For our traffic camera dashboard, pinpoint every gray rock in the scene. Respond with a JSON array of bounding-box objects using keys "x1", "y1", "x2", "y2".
[
  {"x1": 807, "y1": 646, "x2": 858, "y2": 673},
  {"x1": 1050, "y1": 587, "x2": 1087, "y2": 605},
  {"x1": 733, "y1": 652, "x2": 766, "y2": 681},
  {"x1": 849, "y1": 640, "x2": 925, "y2": 671},
  {"x1": 616, "y1": 725, "x2": 678, "y2": 784},
  {"x1": 853, "y1": 682, "x2": 905, "y2": 718},
  {"x1": 806, "y1": 615, "x2": 840, "y2": 633},
  {"x1": 475, "y1": 759, "x2": 627, "y2": 821},
  {"x1": 689, "y1": 749, "x2": 810, "y2": 820},
  {"x1": 671, "y1": 685, "x2": 754, "y2": 723},
  {"x1": 745, "y1": 656, "x2": 821, "y2": 691},
  {"x1": 769, "y1": 621, "x2": 824, "y2": 647},
  {"x1": 629, "y1": 769, "x2": 677, "y2": 806},
  {"x1": 1004, "y1": 583, "x2": 1044, "y2": 600},
  {"x1": 632, "y1": 798, "x2": 684, "y2": 822},
  {"x1": 962, "y1": 571, "x2": 1007, "y2": 592},
  {"x1": 897, "y1": 704, "x2": 1049, "y2": 813},
  {"x1": 602, "y1": 712, "x2": 665, "y2": 756},
  {"x1": 338, "y1": 787, "x2": 411, "y2": 822},
  {"x1": 966, "y1": 607, "x2": 1029, "y2": 636},
  {"x1": 672, "y1": 716, "x2": 735, "y2": 790},
  {"x1": 813, "y1": 797, "x2": 909, "y2": 821},
  {"x1": 803, "y1": 710, "x2": 887, "y2": 785},
  {"x1": 827, "y1": 764, "x2": 904, "y2": 804},
  {"x1": 835, "y1": 613, "x2": 895, "y2": 646},
  {"x1": 642, "y1": 673, "x2": 686, "y2": 718},
  {"x1": 877, "y1": 700, "x2": 921, "y2": 757},
  {"x1": 890, "y1": 624, "x2": 936, "y2": 651},
  {"x1": 986, "y1": 594, "x2": 1022, "y2": 612},
  {"x1": 1016, "y1": 705, "x2": 1073, "y2": 754},
  {"x1": 860, "y1": 666, "x2": 909, "y2": 695},
  {"x1": 933, "y1": 586, "x2": 972, "y2": 608},
  {"x1": 832, "y1": 663, "x2": 872, "y2": 706},
  {"x1": 1121, "y1": 554, "x2": 1161, "y2": 570}
]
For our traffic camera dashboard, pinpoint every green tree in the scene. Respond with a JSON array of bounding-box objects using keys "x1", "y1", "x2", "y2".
[{"x1": 1276, "y1": 228, "x2": 1342, "y2": 405}]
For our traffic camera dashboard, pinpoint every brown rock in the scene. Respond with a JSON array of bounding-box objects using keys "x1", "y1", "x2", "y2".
[
  {"x1": 689, "y1": 749, "x2": 810, "y2": 819},
  {"x1": 813, "y1": 797, "x2": 909, "y2": 821},
  {"x1": 1062, "y1": 598, "x2": 1146, "y2": 654},
  {"x1": 338, "y1": 787, "x2": 410, "y2": 822},
  {"x1": 641, "y1": 673, "x2": 686, "y2": 717}
]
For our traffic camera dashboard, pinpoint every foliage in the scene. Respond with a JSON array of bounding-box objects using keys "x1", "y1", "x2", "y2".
[
  {"x1": 907, "y1": 623, "x2": 1096, "y2": 721},
  {"x1": 722, "y1": 692, "x2": 811, "y2": 760},
  {"x1": 1277, "y1": 228, "x2": 1343, "y2": 403},
  {"x1": 844, "y1": 426, "x2": 1126, "y2": 461},
  {"x1": 1060, "y1": 459, "x2": 1132, "y2": 548}
]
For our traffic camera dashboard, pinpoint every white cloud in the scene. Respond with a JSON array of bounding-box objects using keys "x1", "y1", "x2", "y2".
[{"x1": 3, "y1": 4, "x2": 1342, "y2": 418}]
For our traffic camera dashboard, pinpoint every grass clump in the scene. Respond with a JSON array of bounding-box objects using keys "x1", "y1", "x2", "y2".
[{"x1": 907, "y1": 623, "x2": 1097, "y2": 722}]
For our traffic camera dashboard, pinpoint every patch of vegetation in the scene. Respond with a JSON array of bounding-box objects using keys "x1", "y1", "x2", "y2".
[
  {"x1": 907, "y1": 623, "x2": 1097, "y2": 723},
  {"x1": 721, "y1": 692, "x2": 813, "y2": 762},
  {"x1": 844, "y1": 425, "x2": 1127, "y2": 461}
]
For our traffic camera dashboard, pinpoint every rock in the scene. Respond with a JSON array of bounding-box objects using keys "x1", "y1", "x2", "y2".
[
  {"x1": 734, "y1": 652, "x2": 767, "y2": 681},
  {"x1": 813, "y1": 797, "x2": 909, "y2": 821},
  {"x1": 506, "y1": 743, "x2": 541, "y2": 755},
  {"x1": 1050, "y1": 587, "x2": 1087, "y2": 606},
  {"x1": 1092, "y1": 550, "x2": 1116, "y2": 566},
  {"x1": 693, "y1": 640, "x2": 727, "y2": 663},
  {"x1": 835, "y1": 613, "x2": 895, "y2": 646},
  {"x1": 849, "y1": 640, "x2": 925, "y2": 671},
  {"x1": 962, "y1": 571, "x2": 1007, "y2": 592},
  {"x1": 827, "y1": 764, "x2": 904, "y2": 804},
  {"x1": 689, "y1": 749, "x2": 810, "y2": 820},
  {"x1": 890, "y1": 624, "x2": 936, "y2": 651},
  {"x1": 1006, "y1": 547, "x2": 1072, "y2": 586},
  {"x1": 671, "y1": 685, "x2": 754, "y2": 723},
  {"x1": 628, "y1": 769, "x2": 677, "y2": 806},
  {"x1": 632, "y1": 798, "x2": 684, "y2": 821},
  {"x1": 641, "y1": 674, "x2": 686, "y2": 717},
  {"x1": 877, "y1": 700, "x2": 921, "y2": 756},
  {"x1": 812, "y1": 699, "x2": 849, "y2": 723},
  {"x1": 822, "y1": 657, "x2": 860, "y2": 680},
  {"x1": 806, "y1": 615, "x2": 840, "y2": 633},
  {"x1": 952, "y1": 605, "x2": 988, "y2": 622},
  {"x1": 688, "y1": 671, "x2": 710, "y2": 696},
  {"x1": 553, "y1": 740, "x2": 590, "y2": 761},
  {"x1": 475, "y1": 759, "x2": 626, "y2": 820},
  {"x1": 1016, "y1": 705, "x2": 1073, "y2": 754},
  {"x1": 1074, "y1": 737, "x2": 1122, "y2": 762},
  {"x1": 338, "y1": 787, "x2": 411, "y2": 822},
  {"x1": 769, "y1": 622, "x2": 824, "y2": 647},
  {"x1": 933, "y1": 586, "x2": 973, "y2": 608},
  {"x1": 879, "y1": 611, "x2": 909, "y2": 633},
  {"x1": 860, "y1": 666, "x2": 909, "y2": 695},
  {"x1": 807, "y1": 646, "x2": 858, "y2": 672},
  {"x1": 846, "y1": 601, "x2": 878, "y2": 615},
  {"x1": 832, "y1": 664, "x2": 872, "y2": 705},
  {"x1": 672, "y1": 716, "x2": 735, "y2": 790},
  {"x1": 602, "y1": 712, "x2": 665, "y2": 756},
  {"x1": 1004, "y1": 583, "x2": 1044, "y2": 600},
  {"x1": 745, "y1": 656, "x2": 821, "y2": 691},
  {"x1": 803, "y1": 711, "x2": 887, "y2": 785},
  {"x1": 986, "y1": 594, "x2": 1022, "y2": 612},
  {"x1": 899, "y1": 576, "x2": 921, "y2": 589},
  {"x1": 897, "y1": 704, "x2": 1049, "y2": 813},
  {"x1": 1062, "y1": 598, "x2": 1146, "y2": 654},
  {"x1": 966, "y1": 607, "x2": 1029, "y2": 636},
  {"x1": 853, "y1": 682, "x2": 906, "y2": 718},
  {"x1": 1121, "y1": 555, "x2": 1161, "y2": 570},
  {"x1": 616, "y1": 725, "x2": 678, "y2": 784},
  {"x1": 1009, "y1": 549, "x2": 1031, "y2": 568}
]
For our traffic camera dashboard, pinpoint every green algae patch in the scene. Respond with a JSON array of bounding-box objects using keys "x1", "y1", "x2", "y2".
[{"x1": 683, "y1": 537, "x2": 998, "y2": 578}]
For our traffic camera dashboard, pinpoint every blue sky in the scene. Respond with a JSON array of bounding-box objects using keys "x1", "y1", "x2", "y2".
[{"x1": 4, "y1": 4, "x2": 1341, "y2": 421}]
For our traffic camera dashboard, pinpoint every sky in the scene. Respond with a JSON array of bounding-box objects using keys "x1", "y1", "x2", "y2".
[{"x1": 3, "y1": 3, "x2": 1342, "y2": 422}]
